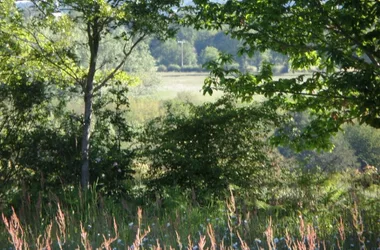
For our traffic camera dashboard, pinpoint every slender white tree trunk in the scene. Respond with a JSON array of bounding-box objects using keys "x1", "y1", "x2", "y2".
[
  {"x1": 81, "y1": 20, "x2": 100, "y2": 188},
  {"x1": 81, "y1": 83, "x2": 93, "y2": 188}
]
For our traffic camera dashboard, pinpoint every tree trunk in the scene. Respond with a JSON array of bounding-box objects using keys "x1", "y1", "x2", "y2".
[
  {"x1": 81, "y1": 20, "x2": 100, "y2": 189},
  {"x1": 81, "y1": 83, "x2": 93, "y2": 188}
]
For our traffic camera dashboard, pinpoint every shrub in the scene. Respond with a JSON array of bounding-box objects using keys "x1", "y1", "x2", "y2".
[
  {"x1": 198, "y1": 46, "x2": 220, "y2": 65},
  {"x1": 167, "y1": 64, "x2": 181, "y2": 72},
  {"x1": 140, "y1": 96, "x2": 284, "y2": 203},
  {"x1": 181, "y1": 65, "x2": 203, "y2": 72},
  {"x1": 157, "y1": 64, "x2": 167, "y2": 72}
]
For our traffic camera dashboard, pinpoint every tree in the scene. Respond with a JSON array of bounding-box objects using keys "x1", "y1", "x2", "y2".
[
  {"x1": 5, "y1": 0, "x2": 181, "y2": 188},
  {"x1": 151, "y1": 39, "x2": 198, "y2": 67},
  {"x1": 198, "y1": 46, "x2": 219, "y2": 65},
  {"x1": 278, "y1": 113, "x2": 359, "y2": 171},
  {"x1": 185, "y1": 0, "x2": 380, "y2": 150},
  {"x1": 344, "y1": 124, "x2": 380, "y2": 168},
  {"x1": 0, "y1": 0, "x2": 56, "y2": 204},
  {"x1": 193, "y1": 29, "x2": 217, "y2": 54}
]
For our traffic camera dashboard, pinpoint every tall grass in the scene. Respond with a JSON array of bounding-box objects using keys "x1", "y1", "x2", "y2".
[{"x1": 1, "y1": 181, "x2": 379, "y2": 250}]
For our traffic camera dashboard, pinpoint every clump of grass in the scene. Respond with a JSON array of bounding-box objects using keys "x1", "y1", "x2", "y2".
[{"x1": 2, "y1": 207, "x2": 28, "y2": 250}]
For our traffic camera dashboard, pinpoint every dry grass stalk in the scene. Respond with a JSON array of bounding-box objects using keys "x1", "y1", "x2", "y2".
[
  {"x1": 187, "y1": 234, "x2": 193, "y2": 250},
  {"x1": 352, "y1": 201, "x2": 366, "y2": 249},
  {"x1": 131, "y1": 207, "x2": 151, "y2": 249},
  {"x1": 80, "y1": 221, "x2": 92, "y2": 250},
  {"x1": 2, "y1": 207, "x2": 29, "y2": 250},
  {"x1": 227, "y1": 216, "x2": 233, "y2": 237},
  {"x1": 137, "y1": 206, "x2": 142, "y2": 228},
  {"x1": 55, "y1": 203, "x2": 66, "y2": 245},
  {"x1": 285, "y1": 229, "x2": 293, "y2": 249},
  {"x1": 306, "y1": 224, "x2": 317, "y2": 249},
  {"x1": 176, "y1": 230, "x2": 183, "y2": 250},
  {"x1": 226, "y1": 192, "x2": 235, "y2": 238},
  {"x1": 322, "y1": 240, "x2": 326, "y2": 250},
  {"x1": 99, "y1": 217, "x2": 119, "y2": 250},
  {"x1": 337, "y1": 216, "x2": 345, "y2": 250},
  {"x1": 264, "y1": 217, "x2": 275, "y2": 250},
  {"x1": 133, "y1": 226, "x2": 151, "y2": 249},
  {"x1": 227, "y1": 189, "x2": 236, "y2": 215},
  {"x1": 206, "y1": 223, "x2": 216, "y2": 250},
  {"x1": 154, "y1": 239, "x2": 162, "y2": 250},
  {"x1": 56, "y1": 234, "x2": 63, "y2": 250},
  {"x1": 298, "y1": 214, "x2": 305, "y2": 241},
  {"x1": 219, "y1": 239, "x2": 225, "y2": 250},
  {"x1": 236, "y1": 231, "x2": 250, "y2": 250},
  {"x1": 284, "y1": 214, "x2": 308, "y2": 250},
  {"x1": 338, "y1": 216, "x2": 345, "y2": 241},
  {"x1": 36, "y1": 222, "x2": 53, "y2": 250},
  {"x1": 286, "y1": 216, "x2": 320, "y2": 250},
  {"x1": 198, "y1": 234, "x2": 206, "y2": 250},
  {"x1": 296, "y1": 240, "x2": 307, "y2": 250}
]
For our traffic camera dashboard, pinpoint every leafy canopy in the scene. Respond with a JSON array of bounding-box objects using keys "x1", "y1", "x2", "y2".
[{"x1": 184, "y1": 0, "x2": 380, "y2": 150}]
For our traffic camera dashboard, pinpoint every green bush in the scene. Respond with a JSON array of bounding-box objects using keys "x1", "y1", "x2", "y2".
[
  {"x1": 167, "y1": 64, "x2": 181, "y2": 72},
  {"x1": 180, "y1": 65, "x2": 204, "y2": 72},
  {"x1": 157, "y1": 64, "x2": 167, "y2": 72},
  {"x1": 0, "y1": 79, "x2": 136, "y2": 206},
  {"x1": 141, "y1": 97, "x2": 284, "y2": 203}
]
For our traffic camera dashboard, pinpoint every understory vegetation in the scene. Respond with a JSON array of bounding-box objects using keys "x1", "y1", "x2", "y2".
[
  {"x1": 1, "y1": 171, "x2": 379, "y2": 249},
  {"x1": 1, "y1": 92, "x2": 380, "y2": 249}
]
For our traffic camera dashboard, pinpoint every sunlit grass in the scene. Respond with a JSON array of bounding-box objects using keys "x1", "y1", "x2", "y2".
[{"x1": 1, "y1": 169, "x2": 379, "y2": 250}]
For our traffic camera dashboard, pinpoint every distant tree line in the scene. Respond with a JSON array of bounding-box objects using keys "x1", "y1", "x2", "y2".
[{"x1": 149, "y1": 27, "x2": 289, "y2": 72}]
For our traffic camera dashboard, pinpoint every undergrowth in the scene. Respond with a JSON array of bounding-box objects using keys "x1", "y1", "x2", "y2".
[{"x1": 1, "y1": 177, "x2": 379, "y2": 250}]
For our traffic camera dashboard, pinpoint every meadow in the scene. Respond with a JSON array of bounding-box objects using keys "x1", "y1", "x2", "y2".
[
  {"x1": 153, "y1": 72, "x2": 304, "y2": 101},
  {"x1": 126, "y1": 71, "x2": 309, "y2": 124}
]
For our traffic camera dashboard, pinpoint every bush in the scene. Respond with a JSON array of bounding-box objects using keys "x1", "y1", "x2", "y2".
[
  {"x1": 198, "y1": 46, "x2": 220, "y2": 65},
  {"x1": 180, "y1": 65, "x2": 204, "y2": 72},
  {"x1": 1, "y1": 80, "x2": 136, "y2": 207},
  {"x1": 141, "y1": 97, "x2": 284, "y2": 203},
  {"x1": 157, "y1": 65, "x2": 167, "y2": 72},
  {"x1": 167, "y1": 64, "x2": 181, "y2": 72}
]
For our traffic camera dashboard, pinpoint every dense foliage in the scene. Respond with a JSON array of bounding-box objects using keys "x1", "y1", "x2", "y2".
[
  {"x1": 141, "y1": 97, "x2": 283, "y2": 203},
  {"x1": 184, "y1": 0, "x2": 380, "y2": 150}
]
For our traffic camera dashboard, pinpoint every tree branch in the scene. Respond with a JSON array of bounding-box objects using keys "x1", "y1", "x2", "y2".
[
  {"x1": 25, "y1": 27, "x2": 81, "y2": 82},
  {"x1": 313, "y1": 0, "x2": 380, "y2": 68},
  {"x1": 93, "y1": 34, "x2": 147, "y2": 93}
]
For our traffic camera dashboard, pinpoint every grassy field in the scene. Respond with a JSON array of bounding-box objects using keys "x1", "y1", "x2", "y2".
[
  {"x1": 67, "y1": 72, "x2": 216, "y2": 114},
  {"x1": 153, "y1": 72, "x2": 222, "y2": 101},
  {"x1": 67, "y1": 71, "x2": 311, "y2": 124},
  {"x1": 153, "y1": 71, "x2": 309, "y2": 101}
]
